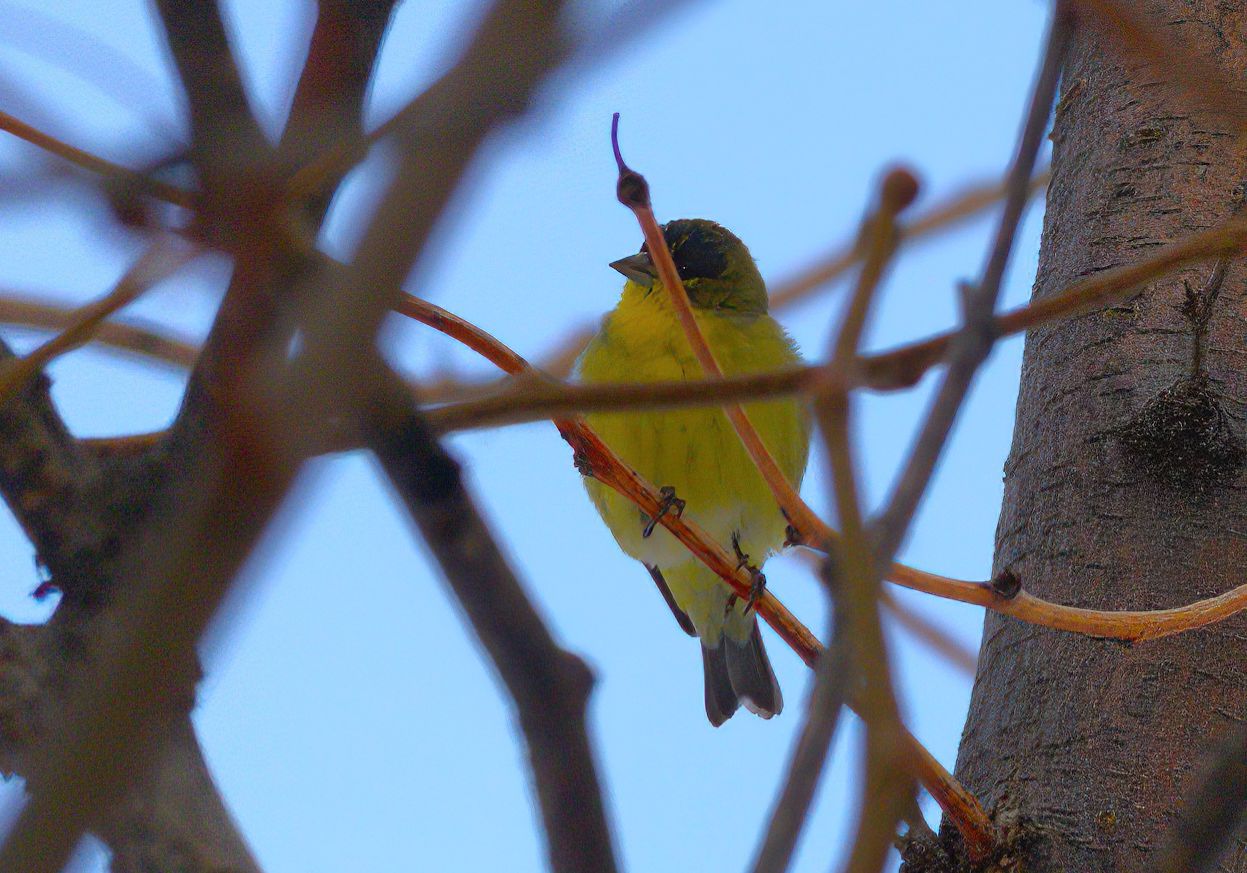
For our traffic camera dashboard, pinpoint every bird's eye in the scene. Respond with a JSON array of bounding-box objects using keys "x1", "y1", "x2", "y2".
[{"x1": 672, "y1": 227, "x2": 727, "y2": 281}]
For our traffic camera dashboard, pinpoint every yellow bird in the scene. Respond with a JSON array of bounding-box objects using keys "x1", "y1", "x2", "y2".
[{"x1": 576, "y1": 218, "x2": 810, "y2": 725}]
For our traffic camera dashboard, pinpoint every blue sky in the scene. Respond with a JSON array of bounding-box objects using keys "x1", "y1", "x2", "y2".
[{"x1": 0, "y1": 1, "x2": 1050, "y2": 870}]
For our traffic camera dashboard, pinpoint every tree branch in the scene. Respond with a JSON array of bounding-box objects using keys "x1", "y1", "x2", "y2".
[
  {"x1": 98, "y1": 718, "x2": 262, "y2": 873},
  {"x1": 0, "y1": 0, "x2": 569, "y2": 869},
  {"x1": 871, "y1": 5, "x2": 1070, "y2": 571},
  {"x1": 1147, "y1": 725, "x2": 1247, "y2": 873},
  {"x1": 365, "y1": 366, "x2": 618, "y2": 873},
  {"x1": 818, "y1": 171, "x2": 928, "y2": 872}
]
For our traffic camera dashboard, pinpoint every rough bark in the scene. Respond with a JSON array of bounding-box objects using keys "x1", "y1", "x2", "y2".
[{"x1": 947, "y1": 4, "x2": 1247, "y2": 871}]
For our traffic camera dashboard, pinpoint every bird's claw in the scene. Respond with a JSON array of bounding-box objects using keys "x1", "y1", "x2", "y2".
[
  {"x1": 573, "y1": 451, "x2": 595, "y2": 478},
  {"x1": 642, "y1": 485, "x2": 685, "y2": 538},
  {"x1": 783, "y1": 524, "x2": 801, "y2": 549},
  {"x1": 728, "y1": 533, "x2": 767, "y2": 615}
]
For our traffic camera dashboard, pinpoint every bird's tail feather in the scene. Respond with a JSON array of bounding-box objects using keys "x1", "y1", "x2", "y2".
[
  {"x1": 701, "y1": 643, "x2": 739, "y2": 727},
  {"x1": 701, "y1": 619, "x2": 782, "y2": 726},
  {"x1": 726, "y1": 619, "x2": 783, "y2": 718}
]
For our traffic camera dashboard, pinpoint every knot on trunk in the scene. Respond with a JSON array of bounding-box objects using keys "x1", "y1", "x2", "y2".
[{"x1": 1118, "y1": 376, "x2": 1244, "y2": 489}]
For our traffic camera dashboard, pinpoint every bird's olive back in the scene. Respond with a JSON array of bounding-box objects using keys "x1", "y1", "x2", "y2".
[{"x1": 643, "y1": 219, "x2": 768, "y2": 314}]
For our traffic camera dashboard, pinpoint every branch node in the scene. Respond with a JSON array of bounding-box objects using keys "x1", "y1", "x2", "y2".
[
  {"x1": 991, "y1": 568, "x2": 1022, "y2": 600},
  {"x1": 611, "y1": 113, "x2": 650, "y2": 208},
  {"x1": 881, "y1": 166, "x2": 922, "y2": 215}
]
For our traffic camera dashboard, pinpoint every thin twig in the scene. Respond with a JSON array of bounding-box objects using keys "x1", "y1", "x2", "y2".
[
  {"x1": 871, "y1": 7, "x2": 1071, "y2": 572},
  {"x1": 0, "y1": 238, "x2": 195, "y2": 409},
  {"x1": 820, "y1": 170, "x2": 927, "y2": 873},
  {"x1": 0, "y1": 108, "x2": 194, "y2": 208},
  {"x1": 612, "y1": 115, "x2": 835, "y2": 549},
  {"x1": 0, "y1": 293, "x2": 199, "y2": 368},
  {"x1": 880, "y1": 591, "x2": 976, "y2": 676},
  {"x1": 0, "y1": 0, "x2": 566, "y2": 868},
  {"x1": 768, "y1": 169, "x2": 1051, "y2": 311}
]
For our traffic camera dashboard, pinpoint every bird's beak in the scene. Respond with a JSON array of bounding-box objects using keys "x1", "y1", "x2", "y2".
[{"x1": 609, "y1": 252, "x2": 658, "y2": 287}]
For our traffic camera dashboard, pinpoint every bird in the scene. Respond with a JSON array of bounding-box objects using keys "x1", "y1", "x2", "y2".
[{"x1": 575, "y1": 218, "x2": 810, "y2": 726}]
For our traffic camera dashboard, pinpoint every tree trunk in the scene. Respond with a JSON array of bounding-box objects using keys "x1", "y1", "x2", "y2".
[{"x1": 952, "y1": 4, "x2": 1247, "y2": 870}]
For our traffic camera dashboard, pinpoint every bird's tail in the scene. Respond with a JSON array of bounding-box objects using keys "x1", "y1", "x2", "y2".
[{"x1": 701, "y1": 618, "x2": 783, "y2": 727}]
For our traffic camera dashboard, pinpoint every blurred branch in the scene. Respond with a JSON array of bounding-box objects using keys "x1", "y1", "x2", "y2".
[
  {"x1": 880, "y1": 591, "x2": 976, "y2": 676},
  {"x1": 365, "y1": 367, "x2": 618, "y2": 873},
  {"x1": 871, "y1": 6, "x2": 1070, "y2": 573},
  {"x1": 0, "y1": 293, "x2": 198, "y2": 368},
  {"x1": 819, "y1": 170, "x2": 927, "y2": 873},
  {"x1": 0, "y1": 0, "x2": 569, "y2": 870},
  {"x1": 768, "y1": 168, "x2": 1050, "y2": 311},
  {"x1": 754, "y1": 171, "x2": 918, "y2": 873},
  {"x1": 750, "y1": 578, "x2": 848, "y2": 873},
  {"x1": 0, "y1": 108, "x2": 194, "y2": 208},
  {"x1": 1147, "y1": 724, "x2": 1247, "y2": 873},
  {"x1": 98, "y1": 717, "x2": 262, "y2": 873},
  {"x1": 278, "y1": 0, "x2": 398, "y2": 221},
  {"x1": 152, "y1": 0, "x2": 266, "y2": 217},
  {"x1": 0, "y1": 238, "x2": 195, "y2": 408},
  {"x1": 0, "y1": 619, "x2": 261, "y2": 873},
  {"x1": 1073, "y1": 0, "x2": 1247, "y2": 124}
]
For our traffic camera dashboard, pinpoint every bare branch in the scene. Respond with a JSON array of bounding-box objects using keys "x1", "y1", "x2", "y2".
[
  {"x1": 0, "y1": 292, "x2": 198, "y2": 369},
  {"x1": 0, "y1": 238, "x2": 195, "y2": 408},
  {"x1": 871, "y1": 6, "x2": 1071, "y2": 571},
  {"x1": 0, "y1": 108, "x2": 193, "y2": 208},
  {"x1": 0, "y1": 0, "x2": 570, "y2": 868},
  {"x1": 612, "y1": 115, "x2": 835, "y2": 549},
  {"x1": 750, "y1": 585, "x2": 848, "y2": 873},
  {"x1": 365, "y1": 367, "x2": 618, "y2": 873},
  {"x1": 98, "y1": 718, "x2": 262, "y2": 873},
  {"x1": 817, "y1": 170, "x2": 926, "y2": 873},
  {"x1": 769, "y1": 168, "x2": 1050, "y2": 311}
]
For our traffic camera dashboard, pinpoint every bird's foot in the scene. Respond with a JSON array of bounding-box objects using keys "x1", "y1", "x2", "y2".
[
  {"x1": 728, "y1": 533, "x2": 767, "y2": 615},
  {"x1": 642, "y1": 485, "x2": 685, "y2": 538},
  {"x1": 573, "y1": 450, "x2": 595, "y2": 478},
  {"x1": 783, "y1": 523, "x2": 802, "y2": 549}
]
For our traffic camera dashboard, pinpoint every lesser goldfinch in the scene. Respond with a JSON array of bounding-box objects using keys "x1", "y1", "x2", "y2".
[{"x1": 576, "y1": 219, "x2": 810, "y2": 726}]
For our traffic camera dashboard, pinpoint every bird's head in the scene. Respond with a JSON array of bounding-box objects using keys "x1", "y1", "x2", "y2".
[{"x1": 609, "y1": 218, "x2": 767, "y2": 314}]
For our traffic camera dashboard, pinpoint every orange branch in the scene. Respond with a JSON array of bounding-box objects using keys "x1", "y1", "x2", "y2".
[
  {"x1": 396, "y1": 290, "x2": 823, "y2": 662},
  {"x1": 7, "y1": 108, "x2": 1242, "y2": 647},
  {"x1": 611, "y1": 116, "x2": 836, "y2": 550}
]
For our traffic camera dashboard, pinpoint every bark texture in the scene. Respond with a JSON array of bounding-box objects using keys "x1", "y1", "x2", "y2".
[{"x1": 953, "y1": 5, "x2": 1247, "y2": 871}]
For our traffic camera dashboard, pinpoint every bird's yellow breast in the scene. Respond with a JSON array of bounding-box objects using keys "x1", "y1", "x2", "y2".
[{"x1": 576, "y1": 283, "x2": 809, "y2": 570}]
